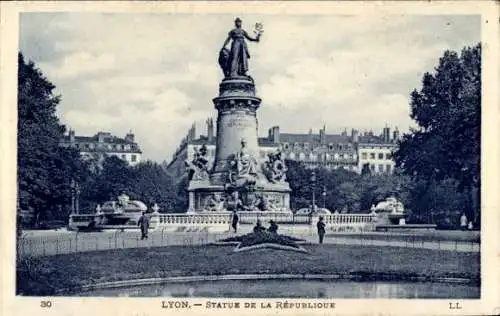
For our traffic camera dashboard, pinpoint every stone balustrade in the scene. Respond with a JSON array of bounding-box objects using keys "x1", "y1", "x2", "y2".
[{"x1": 150, "y1": 212, "x2": 376, "y2": 231}]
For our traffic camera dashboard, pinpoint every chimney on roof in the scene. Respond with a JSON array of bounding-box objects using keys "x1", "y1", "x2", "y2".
[
  {"x1": 319, "y1": 125, "x2": 326, "y2": 145},
  {"x1": 69, "y1": 128, "x2": 75, "y2": 143},
  {"x1": 125, "y1": 130, "x2": 135, "y2": 143},
  {"x1": 97, "y1": 132, "x2": 105, "y2": 143},
  {"x1": 351, "y1": 129, "x2": 359, "y2": 144},
  {"x1": 382, "y1": 125, "x2": 391, "y2": 143},
  {"x1": 308, "y1": 128, "x2": 313, "y2": 143},
  {"x1": 268, "y1": 126, "x2": 280, "y2": 143},
  {"x1": 393, "y1": 127, "x2": 400, "y2": 142},
  {"x1": 206, "y1": 118, "x2": 214, "y2": 143},
  {"x1": 191, "y1": 123, "x2": 197, "y2": 140},
  {"x1": 187, "y1": 123, "x2": 196, "y2": 142}
]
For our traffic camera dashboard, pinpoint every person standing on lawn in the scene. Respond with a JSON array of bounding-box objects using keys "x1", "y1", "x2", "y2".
[
  {"x1": 138, "y1": 211, "x2": 150, "y2": 240},
  {"x1": 253, "y1": 219, "x2": 265, "y2": 234},
  {"x1": 231, "y1": 211, "x2": 239, "y2": 233},
  {"x1": 460, "y1": 213, "x2": 468, "y2": 231},
  {"x1": 268, "y1": 220, "x2": 279, "y2": 234},
  {"x1": 317, "y1": 216, "x2": 326, "y2": 244}
]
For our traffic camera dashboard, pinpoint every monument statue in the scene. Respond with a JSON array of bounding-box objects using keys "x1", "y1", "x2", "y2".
[
  {"x1": 262, "y1": 149, "x2": 288, "y2": 183},
  {"x1": 185, "y1": 19, "x2": 290, "y2": 213},
  {"x1": 185, "y1": 144, "x2": 210, "y2": 181},
  {"x1": 219, "y1": 18, "x2": 263, "y2": 77}
]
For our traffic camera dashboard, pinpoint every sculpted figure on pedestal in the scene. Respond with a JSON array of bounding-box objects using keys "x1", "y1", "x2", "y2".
[
  {"x1": 263, "y1": 149, "x2": 288, "y2": 183},
  {"x1": 219, "y1": 18, "x2": 264, "y2": 78},
  {"x1": 225, "y1": 191, "x2": 244, "y2": 213},
  {"x1": 203, "y1": 194, "x2": 226, "y2": 212},
  {"x1": 228, "y1": 138, "x2": 258, "y2": 188},
  {"x1": 185, "y1": 144, "x2": 210, "y2": 181},
  {"x1": 244, "y1": 193, "x2": 264, "y2": 212}
]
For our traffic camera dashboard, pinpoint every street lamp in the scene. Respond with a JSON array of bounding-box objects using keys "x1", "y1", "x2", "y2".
[
  {"x1": 70, "y1": 180, "x2": 81, "y2": 214},
  {"x1": 322, "y1": 185, "x2": 326, "y2": 209},
  {"x1": 310, "y1": 170, "x2": 316, "y2": 212}
]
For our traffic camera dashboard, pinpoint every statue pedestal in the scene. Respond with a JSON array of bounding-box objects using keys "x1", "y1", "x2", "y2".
[{"x1": 186, "y1": 76, "x2": 291, "y2": 213}]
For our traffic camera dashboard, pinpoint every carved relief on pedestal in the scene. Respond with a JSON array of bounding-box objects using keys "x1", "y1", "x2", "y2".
[{"x1": 261, "y1": 193, "x2": 284, "y2": 211}]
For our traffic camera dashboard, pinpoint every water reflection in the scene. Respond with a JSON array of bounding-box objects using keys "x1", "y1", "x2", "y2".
[{"x1": 83, "y1": 279, "x2": 479, "y2": 299}]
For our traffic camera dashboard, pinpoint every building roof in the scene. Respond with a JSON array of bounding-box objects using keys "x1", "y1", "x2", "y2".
[
  {"x1": 60, "y1": 131, "x2": 142, "y2": 153},
  {"x1": 187, "y1": 136, "x2": 278, "y2": 147},
  {"x1": 61, "y1": 135, "x2": 133, "y2": 145},
  {"x1": 279, "y1": 133, "x2": 352, "y2": 144}
]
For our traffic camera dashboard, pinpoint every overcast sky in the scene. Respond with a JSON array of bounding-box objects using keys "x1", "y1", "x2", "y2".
[{"x1": 19, "y1": 13, "x2": 480, "y2": 162}]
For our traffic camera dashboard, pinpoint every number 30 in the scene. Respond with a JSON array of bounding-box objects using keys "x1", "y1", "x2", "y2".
[{"x1": 40, "y1": 301, "x2": 52, "y2": 308}]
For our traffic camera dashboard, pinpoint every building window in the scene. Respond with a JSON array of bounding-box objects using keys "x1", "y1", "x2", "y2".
[
  {"x1": 310, "y1": 153, "x2": 316, "y2": 161},
  {"x1": 339, "y1": 153, "x2": 344, "y2": 159},
  {"x1": 304, "y1": 142, "x2": 309, "y2": 150},
  {"x1": 289, "y1": 152, "x2": 296, "y2": 159},
  {"x1": 131, "y1": 155, "x2": 137, "y2": 162},
  {"x1": 328, "y1": 143, "x2": 333, "y2": 151},
  {"x1": 121, "y1": 154, "x2": 126, "y2": 159},
  {"x1": 325, "y1": 153, "x2": 330, "y2": 161},
  {"x1": 370, "y1": 153, "x2": 375, "y2": 159},
  {"x1": 334, "y1": 153, "x2": 339, "y2": 160},
  {"x1": 378, "y1": 153, "x2": 383, "y2": 160},
  {"x1": 386, "y1": 164, "x2": 392, "y2": 173},
  {"x1": 349, "y1": 153, "x2": 354, "y2": 159},
  {"x1": 378, "y1": 164, "x2": 384, "y2": 172},
  {"x1": 294, "y1": 142, "x2": 299, "y2": 148},
  {"x1": 284, "y1": 143, "x2": 289, "y2": 150},
  {"x1": 299, "y1": 152, "x2": 305, "y2": 160},
  {"x1": 124, "y1": 145, "x2": 131, "y2": 151},
  {"x1": 386, "y1": 153, "x2": 392, "y2": 160},
  {"x1": 361, "y1": 152, "x2": 367, "y2": 159},
  {"x1": 370, "y1": 164, "x2": 375, "y2": 171}
]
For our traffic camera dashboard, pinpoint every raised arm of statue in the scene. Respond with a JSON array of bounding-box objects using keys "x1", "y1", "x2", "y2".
[{"x1": 243, "y1": 30, "x2": 260, "y2": 42}]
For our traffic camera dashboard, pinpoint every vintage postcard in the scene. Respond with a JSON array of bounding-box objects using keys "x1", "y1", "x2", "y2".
[{"x1": 1, "y1": 1, "x2": 499, "y2": 316}]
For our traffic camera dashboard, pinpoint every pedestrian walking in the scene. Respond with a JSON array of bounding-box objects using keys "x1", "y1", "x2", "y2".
[
  {"x1": 138, "y1": 211, "x2": 150, "y2": 240},
  {"x1": 231, "y1": 211, "x2": 239, "y2": 233},
  {"x1": 317, "y1": 216, "x2": 326, "y2": 244},
  {"x1": 460, "y1": 213, "x2": 467, "y2": 231}
]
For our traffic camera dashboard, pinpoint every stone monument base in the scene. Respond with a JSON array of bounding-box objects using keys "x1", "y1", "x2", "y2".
[{"x1": 187, "y1": 180, "x2": 291, "y2": 213}]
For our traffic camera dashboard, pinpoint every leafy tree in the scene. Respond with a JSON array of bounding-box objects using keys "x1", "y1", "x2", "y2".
[
  {"x1": 128, "y1": 160, "x2": 186, "y2": 212},
  {"x1": 18, "y1": 53, "x2": 87, "y2": 223},
  {"x1": 85, "y1": 156, "x2": 133, "y2": 204},
  {"x1": 393, "y1": 44, "x2": 481, "y2": 223}
]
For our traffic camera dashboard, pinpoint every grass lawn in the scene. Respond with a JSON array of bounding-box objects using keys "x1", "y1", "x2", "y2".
[
  {"x1": 327, "y1": 230, "x2": 480, "y2": 243},
  {"x1": 17, "y1": 244, "x2": 480, "y2": 296}
]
